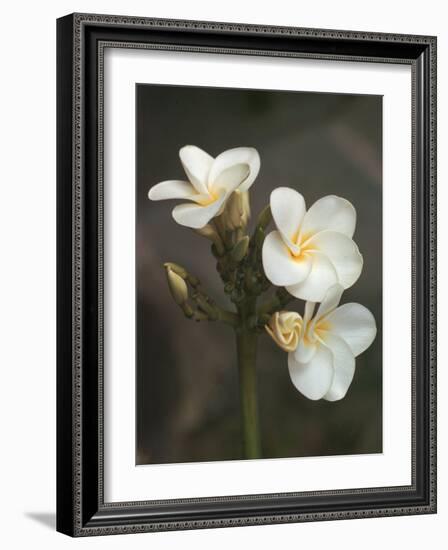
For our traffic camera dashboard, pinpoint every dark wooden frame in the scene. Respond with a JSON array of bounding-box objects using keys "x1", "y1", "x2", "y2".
[{"x1": 57, "y1": 13, "x2": 437, "y2": 537}]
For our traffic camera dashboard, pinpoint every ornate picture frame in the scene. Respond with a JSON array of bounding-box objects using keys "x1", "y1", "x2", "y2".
[{"x1": 57, "y1": 13, "x2": 436, "y2": 536}]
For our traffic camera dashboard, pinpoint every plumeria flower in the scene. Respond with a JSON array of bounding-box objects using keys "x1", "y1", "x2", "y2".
[
  {"x1": 262, "y1": 187, "x2": 363, "y2": 302},
  {"x1": 267, "y1": 284, "x2": 377, "y2": 401},
  {"x1": 148, "y1": 145, "x2": 260, "y2": 229}
]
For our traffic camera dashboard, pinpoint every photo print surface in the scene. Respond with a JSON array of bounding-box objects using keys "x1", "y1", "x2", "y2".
[{"x1": 136, "y1": 84, "x2": 382, "y2": 465}]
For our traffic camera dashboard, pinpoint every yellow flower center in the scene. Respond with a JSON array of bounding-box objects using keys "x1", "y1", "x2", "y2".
[
  {"x1": 314, "y1": 318, "x2": 331, "y2": 338},
  {"x1": 288, "y1": 231, "x2": 313, "y2": 261},
  {"x1": 196, "y1": 192, "x2": 218, "y2": 207}
]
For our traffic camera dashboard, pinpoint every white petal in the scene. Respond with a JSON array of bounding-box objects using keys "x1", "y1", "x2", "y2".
[
  {"x1": 262, "y1": 231, "x2": 312, "y2": 286},
  {"x1": 208, "y1": 147, "x2": 260, "y2": 193},
  {"x1": 321, "y1": 334, "x2": 356, "y2": 401},
  {"x1": 172, "y1": 190, "x2": 227, "y2": 229},
  {"x1": 314, "y1": 284, "x2": 344, "y2": 323},
  {"x1": 325, "y1": 303, "x2": 377, "y2": 357},
  {"x1": 266, "y1": 311, "x2": 302, "y2": 352},
  {"x1": 148, "y1": 180, "x2": 195, "y2": 201},
  {"x1": 286, "y1": 252, "x2": 338, "y2": 302},
  {"x1": 288, "y1": 346, "x2": 334, "y2": 400},
  {"x1": 306, "y1": 231, "x2": 363, "y2": 289},
  {"x1": 300, "y1": 195, "x2": 356, "y2": 239},
  {"x1": 279, "y1": 311, "x2": 303, "y2": 330},
  {"x1": 294, "y1": 302, "x2": 317, "y2": 363},
  {"x1": 294, "y1": 339, "x2": 317, "y2": 364},
  {"x1": 270, "y1": 187, "x2": 306, "y2": 249},
  {"x1": 179, "y1": 145, "x2": 213, "y2": 195},
  {"x1": 303, "y1": 301, "x2": 316, "y2": 325}
]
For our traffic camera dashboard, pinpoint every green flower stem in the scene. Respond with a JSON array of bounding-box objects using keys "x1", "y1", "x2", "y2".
[
  {"x1": 236, "y1": 295, "x2": 262, "y2": 459},
  {"x1": 236, "y1": 327, "x2": 261, "y2": 459},
  {"x1": 215, "y1": 306, "x2": 239, "y2": 326}
]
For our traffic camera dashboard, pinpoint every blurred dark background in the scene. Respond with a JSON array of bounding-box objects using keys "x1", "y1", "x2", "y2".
[{"x1": 136, "y1": 84, "x2": 382, "y2": 465}]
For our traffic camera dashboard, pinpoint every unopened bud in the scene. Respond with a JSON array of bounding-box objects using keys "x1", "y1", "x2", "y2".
[
  {"x1": 222, "y1": 190, "x2": 251, "y2": 231},
  {"x1": 265, "y1": 311, "x2": 302, "y2": 352},
  {"x1": 231, "y1": 235, "x2": 250, "y2": 262},
  {"x1": 256, "y1": 204, "x2": 272, "y2": 230},
  {"x1": 165, "y1": 267, "x2": 189, "y2": 306},
  {"x1": 196, "y1": 224, "x2": 218, "y2": 241},
  {"x1": 164, "y1": 262, "x2": 187, "y2": 279},
  {"x1": 240, "y1": 191, "x2": 251, "y2": 227},
  {"x1": 164, "y1": 262, "x2": 199, "y2": 287},
  {"x1": 254, "y1": 225, "x2": 265, "y2": 248},
  {"x1": 196, "y1": 224, "x2": 224, "y2": 255},
  {"x1": 229, "y1": 190, "x2": 243, "y2": 229}
]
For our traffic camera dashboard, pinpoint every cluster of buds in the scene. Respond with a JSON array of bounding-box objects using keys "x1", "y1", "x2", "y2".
[{"x1": 164, "y1": 262, "x2": 237, "y2": 326}]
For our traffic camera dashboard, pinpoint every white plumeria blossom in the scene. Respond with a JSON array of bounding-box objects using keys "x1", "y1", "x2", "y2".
[
  {"x1": 148, "y1": 145, "x2": 260, "y2": 229},
  {"x1": 262, "y1": 187, "x2": 363, "y2": 302},
  {"x1": 281, "y1": 284, "x2": 377, "y2": 401}
]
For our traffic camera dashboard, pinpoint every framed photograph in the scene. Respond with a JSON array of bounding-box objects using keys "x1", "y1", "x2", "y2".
[{"x1": 57, "y1": 13, "x2": 437, "y2": 536}]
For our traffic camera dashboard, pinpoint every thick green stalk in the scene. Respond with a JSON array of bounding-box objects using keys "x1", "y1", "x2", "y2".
[{"x1": 236, "y1": 298, "x2": 262, "y2": 459}]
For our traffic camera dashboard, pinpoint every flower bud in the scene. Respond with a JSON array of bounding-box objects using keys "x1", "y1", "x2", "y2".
[
  {"x1": 265, "y1": 311, "x2": 302, "y2": 352},
  {"x1": 240, "y1": 190, "x2": 251, "y2": 227},
  {"x1": 221, "y1": 190, "x2": 251, "y2": 231},
  {"x1": 228, "y1": 191, "x2": 242, "y2": 229},
  {"x1": 256, "y1": 204, "x2": 272, "y2": 230},
  {"x1": 164, "y1": 262, "x2": 199, "y2": 287},
  {"x1": 196, "y1": 224, "x2": 224, "y2": 255},
  {"x1": 164, "y1": 262, "x2": 187, "y2": 279},
  {"x1": 231, "y1": 236, "x2": 250, "y2": 262},
  {"x1": 165, "y1": 267, "x2": 189, "y2": 306},
  {"x1": 196, "y1": 224, "x2": 219, "y2": 241}
]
